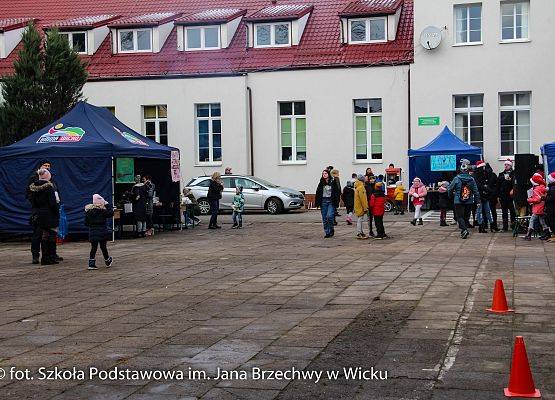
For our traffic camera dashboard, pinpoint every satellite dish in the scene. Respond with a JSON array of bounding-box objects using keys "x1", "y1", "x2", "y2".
[{"x1": 420, "y1": 26, "x2": 442, "y2": 50}]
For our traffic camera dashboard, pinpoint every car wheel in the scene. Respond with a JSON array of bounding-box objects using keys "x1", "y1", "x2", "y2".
[
  {"x1": 266, "y1": 198, "x2": 283, "y2": 215},
  {"x1": 198, "y1": 199, "x2": 211, "y2": 215},
  {"x1": 384, "y1": 201, "x2": 393, "y2": 213}
]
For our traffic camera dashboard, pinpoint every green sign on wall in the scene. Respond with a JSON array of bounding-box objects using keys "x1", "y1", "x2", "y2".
[
  {"x1": 115, "y1": 158, "x2": 135, "y2": 183},
  {"x1": 418, "y1": 116, "x2": 440, "y2": 126}
]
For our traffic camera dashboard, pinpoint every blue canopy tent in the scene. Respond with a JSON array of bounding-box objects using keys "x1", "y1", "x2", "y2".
[
  {"x1": 0, "y1": 102, "x2": 178, "y2": 234},
  {"x1": 541, "y1": 142, "x2": 555, "y2": 173},
  {"x1": 408, "y1": 126, "x2": 482, "y2": 185}
]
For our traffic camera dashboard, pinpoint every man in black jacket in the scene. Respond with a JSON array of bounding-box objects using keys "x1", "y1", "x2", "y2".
[
  {"x1": 485, "y1": 163, "x2": 500, "y2": 231},
  {"x1": 497, "y1": 160, "x2": 516, "y2": 231}
]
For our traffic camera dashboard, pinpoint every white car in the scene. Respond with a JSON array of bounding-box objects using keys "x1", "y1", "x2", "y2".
[{"x1": 186, "y1": 175, "x2": 305, "y2": 215}]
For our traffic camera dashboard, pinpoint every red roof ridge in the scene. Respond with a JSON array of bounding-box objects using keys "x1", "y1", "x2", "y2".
[
  {"x1": 0, "y1": 17, "x2": 37, "y2": 33},
  {"x1": 108, "y1": 12, "x2": 182, "y2": 28},
  {"x1": 245, "y1": 4, "x2": 314, "y2": 22},
  {"x1": 175, "y1": 8, "x2": 247, "y2": 25},
  {"x1": 44, "y1": 15, "x2": 121, "y2": 30},
  {"x1": 339, "y1": 0, "x2": 403, "y2": 17}
]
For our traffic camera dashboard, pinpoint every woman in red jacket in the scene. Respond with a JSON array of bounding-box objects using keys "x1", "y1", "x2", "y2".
[{"x1": 370, "y1": 182, "x2": 387, "y2": 239}]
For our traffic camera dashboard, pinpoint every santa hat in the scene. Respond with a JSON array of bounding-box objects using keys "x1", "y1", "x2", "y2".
[
  {"x1": 92, "y1": 194, "x2": 107, "y2": 206},
  {"x1": 547, "y1": 172, "x2": 555, "y2": 185},
  {"x1": 476, "y1": 160, "x2": 486, "y2": 168},
  {"x1": 530, "y1": 173, "x2": 546, "y2": 186},
  {"x1": 504, "y1": 159, "x2": 513, "y2": 167},
  {"x1": 38, "y1": 168, "x2": 51, "y2": 181}
]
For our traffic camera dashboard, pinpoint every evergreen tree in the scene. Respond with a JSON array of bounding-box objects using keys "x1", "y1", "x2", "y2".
[{"x1": 0, "y1": 24, "x2": 88, "y2": 146}]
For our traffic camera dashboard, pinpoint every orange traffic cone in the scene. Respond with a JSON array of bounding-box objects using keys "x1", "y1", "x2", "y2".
[
  {"x1": 486, "y1": 279, "x2": 514, "y2": 313},
  {"x1": 504, "y1": 336, "x2": 541, "y2": 398}
]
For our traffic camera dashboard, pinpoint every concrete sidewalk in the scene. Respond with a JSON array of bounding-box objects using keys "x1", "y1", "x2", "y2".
[{"x1": 0, "y1": 211, "x2": 553, "y2": 399}]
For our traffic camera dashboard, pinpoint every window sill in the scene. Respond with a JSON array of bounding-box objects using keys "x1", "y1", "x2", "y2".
[
  {"x1": 347, "y1": 40, "x2": 388, "y2": 45},
  {"x1": 452, "y1": 41, "x2": 483, "y2": 47},
  {"x1": 498, "y1": 157, "x2": 515, "y2": 161},
  {"x1": 499, "y1": 39, "x2": 531, "y2": 44},
  {"x1": 195, "y1": 162, "x2": 223, "y2": 167},
  {"x1": 353, "y1": 160, "x2": 383, "y2": 164},
  {"x1": 279, "y1": 161, "x2": 307, "y2": 166}
]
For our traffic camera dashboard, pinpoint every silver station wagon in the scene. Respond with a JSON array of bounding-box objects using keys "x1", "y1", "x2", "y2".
[{"x1": 186, "y1": 175, "x2": 305, "y2": 215}]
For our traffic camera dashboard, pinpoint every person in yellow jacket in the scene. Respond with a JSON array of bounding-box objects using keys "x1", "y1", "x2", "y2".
[
  {"x1": 393, "y1": 181, "x2": 405, "y2": 215},
  {"x1": 354, "y1": 175, "x2": 369, "y2": 239}
]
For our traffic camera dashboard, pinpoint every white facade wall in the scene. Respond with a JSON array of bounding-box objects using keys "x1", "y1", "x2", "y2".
[
  {"x1": 82, "y1": 65, "x2": 409, "y2": 194},
  {"x1": 411, "y1": 0, "x2": 555, "y2": 172}
]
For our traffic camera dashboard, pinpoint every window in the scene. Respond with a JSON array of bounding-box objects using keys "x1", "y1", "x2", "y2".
[
  {"x1": 185, "y1": 26, "x2": 220, "y2": 50},
  {"x1": 354, "y1": 99, "x2": 382, "y2": 161},
  {"x1": 453, "y1": 95, "x2": 484, "y2": 148},
  {"x1": 499, "y1": 92, "x2": 531, "y2": 156},
  {"x1": 454, "y1": 4, "x2": 482, "y2": 44},
  {"x1": 254, "y1": 22, "x2": 291, "y2": 47},
  {"x1": 59, "y1": 31, "x2": 87, "y2": 53},
  {"x1": 279, "y1": 102, "x2": 306, "y2": 162},
  {"x1": 118, "y1": 29, "x2": 152, "y2": 52},
  {"x1": 143, "y1": 105, "x2": 168, "y2": 145},
  {"x1": 501, "y1": 1, "x2": 529, "y2": 41},
  {"x1": 196, "y1": 103, "x2": 222, "y2": 163},
  {"x1": 235, "y1": 178, "x2": 260, "y2": 190},
  {"x1": 348, "y1": 18, "x2": 386, "y2": 43}
]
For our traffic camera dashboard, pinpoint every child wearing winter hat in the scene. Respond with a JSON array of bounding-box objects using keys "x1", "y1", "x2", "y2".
[
  {"x1": 438, "y1": 181, "x2": 450, "y2": 227},
  {"x1": 524, "y1": 173, "x2": 549, "y2": 241},
  {"x1": 354, "y1": 174, "x2": 369, "y2": 239},
  {"x1": 370, "y1": 182, "x2": 387, "y2": 239},
  {"x1": 84, "y1": 194, "x2": 114, "y2": 270},
  {"x1": 342, "y1": 180, "x2": 355, "y2": 225},
  {"x1": 393, "y1": 181, "x2": 405, "y2": 215},
  {"x1": 408, "y1": 177, "x2": 427, "y2": 226},
  {"x1": 544, "y1": 172, "x2": 555, "y2": 242}
]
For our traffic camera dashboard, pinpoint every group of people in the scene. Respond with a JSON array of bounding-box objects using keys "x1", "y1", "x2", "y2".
[
  {"x1": 128, "y1": 174, "x2": 155, "y2": 237},
  {"x1": 201, "y1": 171, "x2": 245, "y2": 230},
  {"x1": 315, "y1": 160, "x2": 555, "y2": 243}
]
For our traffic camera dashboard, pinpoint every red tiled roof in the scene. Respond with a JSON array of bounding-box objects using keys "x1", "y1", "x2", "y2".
[
  {"x1": 175, "y1": 8, "x2": 247, "y2": 25},
  {"x1": 245, "y1": 4, "x2": 313, "y2": 22},
  {"x1": 0, "y1": 0, "x2": 413, "y2": 80},
  {"x1": 107, "y1": 12, "x2": 182, "y2": 28},
  {"x1": 45, "y1": 15, "x2": 120, "y2": 30},
  {"x1": 0, "y1": 18, "x2": 36, "y2": 33},
  {"x1": 339, "y1": 0, "x2": 403, "y2": 17}
]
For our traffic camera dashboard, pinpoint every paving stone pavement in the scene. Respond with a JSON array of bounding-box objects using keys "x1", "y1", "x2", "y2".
[{"x1": 0, "y1": 211, "x2": 553, "y2": 400}]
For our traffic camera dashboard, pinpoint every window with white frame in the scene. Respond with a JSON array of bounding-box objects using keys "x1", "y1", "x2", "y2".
[
  {"x1": 254, "y1": 22, "x2": 291, "y2": 47},
  {"x1": 118, "y1": 29, "x2": 152, "y2": 52},
  {"x1": 279, "y1": 101, "x2": 306, "y2": 162},
  {"x1": 348, "y1": 18, "x2": 387, "y2": 43},
  {"x1": 453, "y1": 94, "x2": 484, "y2": 148},
  {"x1": 59, "y1": 31, "x2": 87, "y2": 53},
  {"x1": 499, "y1": 92, "x2": 531, "y2": 156},
  {"x1": 143, "y1": 105, "x2": 168, "y2": 145},
  {"x1": 354, "y1": 99, "x2": 382, "y2": 161},
  {"x1": 501, "y1": 1, "x2": 529, "y2": 41},
  {"x1": 196, "y1": 103, "x2": 222, "y2": 163},
  {"x1": 185, "y1": 26, "x2": 220, "y2": 50},
  {"x1": 454, "y1": 3, "x2": 482, "y2": 44}
]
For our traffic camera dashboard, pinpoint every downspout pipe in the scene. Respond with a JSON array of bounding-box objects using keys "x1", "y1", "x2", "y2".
[
  {"x1": 407, "y1": 65, "x2": 411, "y2": 151},
  {"x1": 247, "y1": 86, "x2": 255, "y2": 175}
]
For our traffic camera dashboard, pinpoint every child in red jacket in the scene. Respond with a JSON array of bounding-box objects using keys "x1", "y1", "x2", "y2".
[
  {"x1": 525, "y1": 173, "x2": 549, "y2": 240},
  {"x1": 370, "y1": 182, "x2": 387, "y2": 239}
]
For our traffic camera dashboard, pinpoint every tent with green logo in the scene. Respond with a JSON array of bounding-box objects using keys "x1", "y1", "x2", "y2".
[{"x1": 0, "y1": 101, "x2": 179, "y2": 234}]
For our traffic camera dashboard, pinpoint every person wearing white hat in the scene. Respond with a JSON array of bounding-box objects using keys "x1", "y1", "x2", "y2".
[{"x1": 497, "y1": 159, "x2": 516, "y2": 231}]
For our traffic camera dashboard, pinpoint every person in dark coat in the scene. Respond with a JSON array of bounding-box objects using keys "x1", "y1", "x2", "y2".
[
  {"x1": 132, "y1": 175, "x2": 148, "y2": 237},
  {"x1": 497, "y1": 159, "x2": 516, "y2": 231},
  {"x1": 438, "y1": 181, "x2": 450, "y2": 226},
  {"x1": 207, "y1": 172, "x2": 224, "y2": 229},
  {"x1": 143, "y1": 175, "x2": 155, "y2": 236},
  {"x1": 28, "y1": 169, "x2": 60, "y2": 265},
  {"x1": 85, "y1": 194, "x2": 114, "y2": 270},
  {"x1": 315, "y1": 169, "x2": 340, "y2": 238},
  {"x1": 364, "y1": 171, "x2": 376, "y2": 236},
  {"x1": 342, "y1": 180, "x2": 355, "y2": 225},
  {"x1": 370, "y1": 182, "x2": 387, "y2": 239},
  {"x1": 473, "y1": 160, "x2": 499, "y2": 233},
  {"x1": 545, "y1": 172, "x2": 555, "y2": 242},
  {"x1": 485, "y1": 163, "x2": 500, "y2": 231}
]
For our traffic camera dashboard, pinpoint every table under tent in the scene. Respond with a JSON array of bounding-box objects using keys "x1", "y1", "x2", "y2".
[
  {"x1": 407, "y1": 126, "x2": 482, "y2": 210},
  {"x1": 0, "y1": 102, "x2": 180, "y2": 237}
]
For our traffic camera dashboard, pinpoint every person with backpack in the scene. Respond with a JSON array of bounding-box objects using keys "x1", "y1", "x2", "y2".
[
  {"x1": 408, "y1": 177, "x2": 427, "y2": 226},
  {"x1": 447, "y1": 159, "x2": 479, "y2": 239},
  {"x1": 524, "y1": 173, "x2": 549, "y2": 241},
  {"x1": 342, "y1": 180, "x2": 355, "y2": 225}
]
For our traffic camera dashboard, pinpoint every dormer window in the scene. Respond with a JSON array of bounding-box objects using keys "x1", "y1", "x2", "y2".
[
  {"x1": 0, "y1": 18, "x2": 36, "y2": 59},
  {"x1": 59, "y1": 31, "x2": 87, "y2": 53},
  {"x1": 255, "y1": 22, "x2": 291, "y2": 47},
  {"x1": 118, "y1": 28, "x2": 152, "y2": 52},
  {"x1": 185, "y1": 26, "x2": 220, "y2": 50},
  {"x1": 348, "y1": 17, "x2": 386, "y2": 44}
]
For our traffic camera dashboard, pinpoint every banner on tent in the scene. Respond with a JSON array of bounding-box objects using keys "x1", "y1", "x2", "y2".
[
  {"x1": 430, "y1": 154, "x2": 457, "y2": 171},
  {"x1": 171, "y1": 151, "x2": 181, "y2": 182},
  {"x1": 116, "y1": 158, "x2": 135, "y2": 183}
]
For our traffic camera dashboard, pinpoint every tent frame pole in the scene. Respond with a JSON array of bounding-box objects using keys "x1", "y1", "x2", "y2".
[{"x1": 112, "y1": 156, "x2": 115, "y2": 242}]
